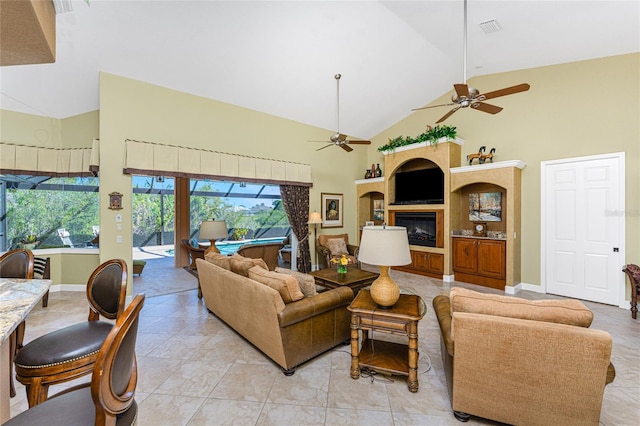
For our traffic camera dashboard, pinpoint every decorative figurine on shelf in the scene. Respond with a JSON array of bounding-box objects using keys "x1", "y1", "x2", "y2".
[
  {"x1": 480, "y1": 148, "x2": 496, "y2": 164},
  {"x1": 467, "y1": 146, "x2": 496, "y2": 165},
  {"x1": 375, "y1": 163, "x2": 382, "y2": 177},
  {"x1": 370, "y1": 163, "x2": 375, "y2": 178}
]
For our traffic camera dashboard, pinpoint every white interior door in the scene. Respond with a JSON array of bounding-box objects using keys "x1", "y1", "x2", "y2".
[{"x1": 542, "y1": 153, "x2": 624, "y2": 305}]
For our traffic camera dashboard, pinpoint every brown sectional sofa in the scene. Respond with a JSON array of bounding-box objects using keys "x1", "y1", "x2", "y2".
[
  {"x1": 433, "y1": 287, "x2": 615, "y2": 425},
  {"x1": 196, "y1": 254, "x2": 354, "y2": 374}
]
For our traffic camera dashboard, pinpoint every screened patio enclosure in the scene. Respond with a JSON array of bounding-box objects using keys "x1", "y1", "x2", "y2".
[{"x1": 0, "y1": 174, "x2": 291, "y2": 252}]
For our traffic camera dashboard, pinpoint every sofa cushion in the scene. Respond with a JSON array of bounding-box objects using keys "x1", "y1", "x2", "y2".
[
  {"x1": 450, "y1": 287, "x2": 593, "y2": 328},
  {"x1": 248, "y1": 266, "x2": 304, "y2": 303},
  {"x1": 275, "y1": 267, "x2": 317, "y2": 297},
  {"x1": 205, "y1": 252, "x2": 231, "y2": 270},
  {"x1": 230, "y1": 254, "x2": 268, "y2": 277}
]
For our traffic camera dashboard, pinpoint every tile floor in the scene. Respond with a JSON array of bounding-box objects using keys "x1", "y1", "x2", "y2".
[{"x1": 9, "y1": 266, "x2": 640, "y2": 425}]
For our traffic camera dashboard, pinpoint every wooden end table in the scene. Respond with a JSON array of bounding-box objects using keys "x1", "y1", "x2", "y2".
[
  {"x1": 347, "y1": 289, "x2": 425, "y2": 392},
  {"x1": 309, "y1": 268, "x2": 379, "y2": 294}
]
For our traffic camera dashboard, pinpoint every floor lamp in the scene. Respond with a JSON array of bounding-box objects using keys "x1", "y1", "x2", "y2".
[{"x1": 308, "y1": 212, "x2": 323, "y2": 270}]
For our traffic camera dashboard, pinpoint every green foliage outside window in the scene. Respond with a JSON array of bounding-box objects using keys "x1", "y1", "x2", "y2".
[{"x1": 3, "y1": 176, "x2": 290, "y2": 250}]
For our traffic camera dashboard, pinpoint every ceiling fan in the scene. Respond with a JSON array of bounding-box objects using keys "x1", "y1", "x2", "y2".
[
  {"x1": 413, "y1": 0, "x2": 530, "y2": 123},
  {"x1": 311, "y1": 74, "x2": 371, "y2": 152}
]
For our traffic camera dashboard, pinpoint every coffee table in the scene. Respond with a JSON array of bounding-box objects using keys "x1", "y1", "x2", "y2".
[{"x1": 309, "y1": 268, "x2": 379, "y2": 294}]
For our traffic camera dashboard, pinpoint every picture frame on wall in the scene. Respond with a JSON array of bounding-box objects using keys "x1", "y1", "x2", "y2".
[
  {"x1": 469, "y1": 192, "x2": 502, "y2": 222},
  {"x1": 321, "y1": 193, "x2": 343, "y2": 228},
  {"x1": 372, "y1": 199, "x2": 384, "y2": 222}
]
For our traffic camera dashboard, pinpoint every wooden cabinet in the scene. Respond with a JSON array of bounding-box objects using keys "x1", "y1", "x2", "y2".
[
  {"x1": 452, "y1": 237, "x2": 506, "y2": 290},
  {"x1": 395, "y1": 250, "x2": 444, "y2": 278}
]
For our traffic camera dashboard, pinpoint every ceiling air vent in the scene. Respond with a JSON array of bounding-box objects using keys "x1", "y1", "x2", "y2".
[{"x1": 478, "y1": 19, "x2": 503, "y2": 34}]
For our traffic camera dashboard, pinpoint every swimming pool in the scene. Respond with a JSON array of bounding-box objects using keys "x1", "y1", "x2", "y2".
[{"x1": 163, "y1": 237, "x2": 286, "y2": 257}]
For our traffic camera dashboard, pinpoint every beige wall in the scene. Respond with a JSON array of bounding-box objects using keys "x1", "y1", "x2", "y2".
[
  {"x1": 0, "y1": 110, "x2": 62, "y2": 147},
  {"x1": 368, "y1": 53, "x2": 640, "y2": 289}
]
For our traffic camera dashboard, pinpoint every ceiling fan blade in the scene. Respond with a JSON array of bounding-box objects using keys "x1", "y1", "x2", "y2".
[
  {"x1": 316, "y1": 144, "x2": 334, "y2": 151},
  {"x1": 481, "y1": 83, "x2": 530, "y2": 100},
  {"x1": 472, "y1": 102, "x2": 503, "y2": 114},
  {"x1": 345, "y1": 140, "x2": 371, "y2": 145},
  {"x1": 436, "y1": 106, "x2": 461, "y2": 124},
  {"x1": 412, "y1": 102, "x2": 456, "y2": 111},
  {"x1": 340, "y1": 144, "x2": 353, "y2": 152},
  {"x1": 454, "y1": 84, "x2": 470, "y2": 98}
]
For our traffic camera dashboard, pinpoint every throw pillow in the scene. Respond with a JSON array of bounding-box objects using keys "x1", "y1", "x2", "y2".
[
  {"x1": 248, "y1": 266, "x2": 304, "y2": 303},
  {"x1": 275, "y1": 267, "x2": 317, "y2": 297},
  {"x1": 325, "y1": 238, "x2": 348, "y2": 256},
  {"x1": 230, "y1": 254, "x2": 268, "y2": 277},
  {"x1": 231, "y1": 253, "x2": 268, "y2": 271},
  {"x1": 205, "y1": 252, "x2": 231, "y2": 270},
  {"x1": 450, "y1": 287, "x2": 593, "y2": 328}
]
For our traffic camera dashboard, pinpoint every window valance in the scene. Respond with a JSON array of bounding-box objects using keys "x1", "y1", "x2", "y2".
[
  {"x1": 123, "y1": 139, "x2": 312, "y2": 186},
  {"x1": 0, "y1": 141, "x2": 98, "y2": 177}
]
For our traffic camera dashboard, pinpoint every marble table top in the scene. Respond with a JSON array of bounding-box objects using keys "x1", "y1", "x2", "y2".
[{"x1": 0, "y1": 279, "x2": 51, "y2": 344}]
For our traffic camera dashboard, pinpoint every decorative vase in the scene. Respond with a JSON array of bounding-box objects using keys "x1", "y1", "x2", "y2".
[
  {"x1": 364, "y1": 169, "x2": 372, "y2": 179},
  {"x1": 337, "y1": 264, "x2": 348, "y2": 274},
  {"x1": 370, "y1": 163, "x2": 375, "y2": 177},
  {"x1": 375, "y1": 163, "x2": 382, "y2": 177}
]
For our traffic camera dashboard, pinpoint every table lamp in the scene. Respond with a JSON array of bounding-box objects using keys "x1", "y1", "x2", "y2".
[
  {"x1": 308, "y1": 211, "x2": 323, "y2": 269},
  {"x1": 199, "y1": 220, "x2": 228, "y2": 254},
  {"x1": 357, "y1": 225, "x2": 411, "y2": 308}
]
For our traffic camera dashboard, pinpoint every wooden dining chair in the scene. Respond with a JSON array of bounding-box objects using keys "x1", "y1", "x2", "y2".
[
  {"x1": 4, "y1": 294, "x2": 144, "y2": 425},
  {"x1": 33, "y1": 256, "x2": 51, "y2": 308},
  {"x1": 622, "y1": 264, "x2": 640, "y2": 319},
  {"x1": 14, "y1": 259, "x2": 128, "y2": 407},
  {"x1": 0, "y1": 248, "x2": 34, "y2": 399}
]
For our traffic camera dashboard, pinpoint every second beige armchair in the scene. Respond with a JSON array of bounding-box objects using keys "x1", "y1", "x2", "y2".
[{"x1": 316, "y1": 233, "x2": 359, "y2": 269}]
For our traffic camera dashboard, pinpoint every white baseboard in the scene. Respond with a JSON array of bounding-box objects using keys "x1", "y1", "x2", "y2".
[
  {"x1": 520, "y1": 282, "x2": 545, "y2": 293},
  {"x1": 50, "y1": 284, "x2": 85, "y2": 292}
]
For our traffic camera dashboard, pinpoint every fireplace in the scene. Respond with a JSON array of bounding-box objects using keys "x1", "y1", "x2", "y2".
[{"x1": 394, "y1": 212, "x2": 437, "y2": 247}]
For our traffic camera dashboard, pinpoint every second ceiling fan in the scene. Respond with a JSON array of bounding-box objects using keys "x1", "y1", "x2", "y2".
[
  {"x1": 414, "y1": 0, "x2": 530, "y2": 123},
  {"x1": 312, "y1": 74, "x2": 371, "y2": 152}
]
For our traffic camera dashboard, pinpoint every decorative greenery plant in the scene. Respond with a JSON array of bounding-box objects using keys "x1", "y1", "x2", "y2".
[{"x1": 377, "y1": 125, "x2": 457, "y2": 153}]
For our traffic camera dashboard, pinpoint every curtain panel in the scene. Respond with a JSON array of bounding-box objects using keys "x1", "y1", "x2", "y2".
[{"x1": 280, "y1": 185, "x2": 312, "y2": 273}]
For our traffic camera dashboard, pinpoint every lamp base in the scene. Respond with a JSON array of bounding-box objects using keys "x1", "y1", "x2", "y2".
[
  {"x1": 369, "y1": 266, "x2": 400, "y2": 308},
  {"x1": 204, "y1": 239, "x2": 220, "y2": 255}
]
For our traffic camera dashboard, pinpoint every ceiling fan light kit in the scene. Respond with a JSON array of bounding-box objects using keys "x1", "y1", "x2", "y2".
[
  {"x1": 310, "y1": 74, "x2": 371, "y2": 153},
  {"x1": 413, "y1": 0, "x2": 530, "y2": 123}
]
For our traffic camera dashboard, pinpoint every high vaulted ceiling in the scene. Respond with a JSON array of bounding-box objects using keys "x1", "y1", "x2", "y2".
[{"x1": 1, "y1": 1, "x2": 638, "y2": 139}]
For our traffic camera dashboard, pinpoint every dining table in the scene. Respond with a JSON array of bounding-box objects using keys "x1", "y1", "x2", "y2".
[{"x1": 0, "y1": 278, "x2": 51, "y2": 423}]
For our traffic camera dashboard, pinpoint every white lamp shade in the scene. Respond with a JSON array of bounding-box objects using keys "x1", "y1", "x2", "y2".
[
  {"x1": 199, "y1": 220, "x2": 228, "y2": 240},
  {"x1": 308, "y1": 211, "x2": 323, "y2": 224},
  {"x1": 357, "y1": 226, "x2": 411, "y2": 266}
]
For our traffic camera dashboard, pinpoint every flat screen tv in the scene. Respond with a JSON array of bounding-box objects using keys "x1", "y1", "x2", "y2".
[{"x1": 393, "y1": 168, "x2": 444, "y2": 205}]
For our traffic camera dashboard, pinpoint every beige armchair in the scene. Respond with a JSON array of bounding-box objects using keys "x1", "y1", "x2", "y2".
[
  {"x1": 181, "y1": 239, "x2": 206, "y2": 270},
  {"x1": 316, "y1": 233, "x2": 359, "y2": 270},
  {"x1": 433, "y1": 287, "x2": 615, "y2": 425}
]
